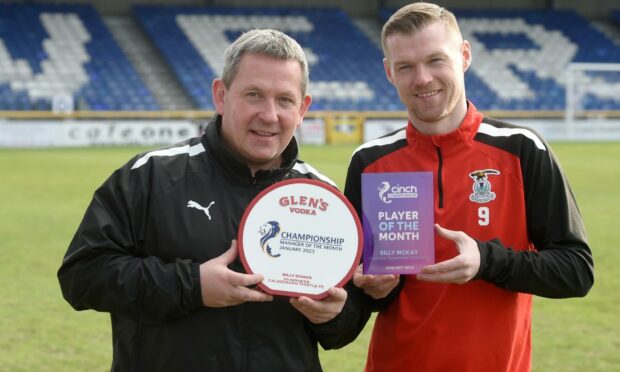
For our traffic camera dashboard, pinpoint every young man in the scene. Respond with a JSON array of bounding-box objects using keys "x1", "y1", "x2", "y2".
[
  {"x1": 347, "y1": 3, "x2": 594, "y2": 371},
  {"x1": 58, "y1": 29, "x2": 361, "y2": 371}
]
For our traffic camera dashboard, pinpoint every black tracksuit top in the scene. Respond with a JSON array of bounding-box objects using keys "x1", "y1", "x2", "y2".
[{"x1": 58, "y1": 115, "x2": 365, "y2": 371}]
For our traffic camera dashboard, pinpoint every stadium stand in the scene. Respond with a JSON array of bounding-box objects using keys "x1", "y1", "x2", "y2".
[
  {"x1": 1, "y1": 3, "x2": 619, "y2": 112},
  {"x1": 133, "y1": 6, "x2": 620, "y2": 112},
  {"x1": 133, "y1": 5, "x2": 396, "y2": 111},
  {"x1": 0, "y1": 3, "x2": 158, "y2": 110}
]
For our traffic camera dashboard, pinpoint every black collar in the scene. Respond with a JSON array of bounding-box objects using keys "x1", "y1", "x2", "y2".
[{"x1": 202, "y1": 115, "x2": 299, "y2": 186}]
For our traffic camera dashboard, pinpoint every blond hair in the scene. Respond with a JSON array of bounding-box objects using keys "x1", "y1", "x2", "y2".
[{"x1": 382, "y1": 2, "x2": 462, "y2": 57}]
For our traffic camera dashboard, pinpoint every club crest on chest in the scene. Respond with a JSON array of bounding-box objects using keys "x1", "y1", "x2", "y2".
[{"x1": 468, "y1": 169, "x2": 500, "y2": 203}]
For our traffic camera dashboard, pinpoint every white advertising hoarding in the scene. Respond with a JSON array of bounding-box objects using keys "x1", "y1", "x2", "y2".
[
  {"x1": 0, "y1": 120, "x2": 201, "y2": 147},
  {"x1": 295, "y1": 118, "x2": 326, "y2": 145},
  {"x1": 364, "y1": 119, "x2": 407, "y2": 142}
]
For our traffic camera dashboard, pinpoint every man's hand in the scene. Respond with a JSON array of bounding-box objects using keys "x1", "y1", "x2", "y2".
[
  {"x1": 416, "y1": 224, "x2": 480, "y2": 284},
  {"x1": 199, "y1": 240, "x2": 273, "y2": 307},
  {"x1": 352, "y1": 264, "x2": 400, "y2": 299},
  {"x1": 290, "y1": 287, "x2": 347, "y2": 324}
]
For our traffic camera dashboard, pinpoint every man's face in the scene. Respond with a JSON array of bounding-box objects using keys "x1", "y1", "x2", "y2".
[
  {"x1": 212, "y1": 53, "x2": 311, "y2": 173},
  {"x1": 384, "y1": 21, "x2": 471, "y2": 134}
]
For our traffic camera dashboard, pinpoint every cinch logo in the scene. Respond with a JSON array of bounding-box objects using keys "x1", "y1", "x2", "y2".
[
  {"x1": 259, "y1": 221, "x2": 281, "y2": 258},
  {"x1": 279, "y1": 195, "x2": 328, "y2": 215},
  {"x1": 378, "y1": 181, "x2": 418, "y2": 204}
]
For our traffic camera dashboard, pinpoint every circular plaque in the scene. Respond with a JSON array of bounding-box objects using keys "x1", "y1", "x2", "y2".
[{"x1": 238, "y1": 179, "x2": 362, "y2": 299}]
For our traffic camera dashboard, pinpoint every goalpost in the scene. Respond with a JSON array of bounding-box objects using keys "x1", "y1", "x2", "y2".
[{"x1": 565, "y1": 63, "x2": 620, "y2": 139}]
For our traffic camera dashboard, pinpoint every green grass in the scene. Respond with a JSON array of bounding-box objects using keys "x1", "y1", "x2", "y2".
[{"x1": 0, "y1": 142, "x2": 618, "y2": 371}]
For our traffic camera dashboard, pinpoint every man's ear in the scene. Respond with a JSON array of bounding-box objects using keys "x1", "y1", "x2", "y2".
[
  {"x1": 461, "y1": 40, "x2": 472, "y2": 72},
  {"x1": 298, "y1": 94, "x2": 312, "y2": 127},
  {"x1": 383, "y1": 58, "x2": 395, "y2": 86},
  {"x1": 212, "y1": 78, "x2": 226, "y2": 115}
]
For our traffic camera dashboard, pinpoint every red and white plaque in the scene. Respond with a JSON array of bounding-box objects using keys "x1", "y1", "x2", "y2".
[{"x1": 238, "y1": 179, "x2": 362, "y2": 299}]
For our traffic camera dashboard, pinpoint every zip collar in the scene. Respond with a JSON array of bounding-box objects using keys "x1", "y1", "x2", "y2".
[
  {"x1": 406, "y1": 101, "x2": 483, "y2": 154},
  {"x1": 202, "y1": 115, "x2": 299, "y2": 186}
]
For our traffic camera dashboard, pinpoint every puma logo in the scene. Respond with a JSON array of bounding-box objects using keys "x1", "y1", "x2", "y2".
[{"x1": 187, "y1": 200, "x2": 215, "y2": 220}]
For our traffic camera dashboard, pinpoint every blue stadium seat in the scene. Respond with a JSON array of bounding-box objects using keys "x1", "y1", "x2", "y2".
[
  {"x1": 613, "y1": 10, "x2": 620, "y2": 27},
  {"x1": 0, "y1": 3, "x2": 158, "y2": 111}
]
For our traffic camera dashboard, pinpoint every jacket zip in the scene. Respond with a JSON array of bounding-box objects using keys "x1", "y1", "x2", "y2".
[{"x1": 435, "y1": 146, "x2": 444, "y2": 208}]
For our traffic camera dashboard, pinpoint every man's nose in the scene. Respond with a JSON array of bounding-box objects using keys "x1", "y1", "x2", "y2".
[
  {"x1": 412, "y1": 65, "x2": 433, "y2": 86},
  {"x1": 258, "y1": 99, "x2": 279, "y2": 123}
]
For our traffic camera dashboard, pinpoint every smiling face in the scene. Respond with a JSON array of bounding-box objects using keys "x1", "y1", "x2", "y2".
[
  {"x1": 212, "y1": 53, "x2": 311, "y2": 174},
  {"x1": 384, "y1": 21, "x2": 471, "y2": 135}
]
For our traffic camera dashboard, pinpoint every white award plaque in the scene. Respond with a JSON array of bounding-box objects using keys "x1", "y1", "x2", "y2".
[{"x1": 238, "y1": 179, "x2": 362, "y2": 299}]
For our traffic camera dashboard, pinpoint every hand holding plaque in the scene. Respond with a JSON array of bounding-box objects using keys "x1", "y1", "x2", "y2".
[{"x1": 238, "y1": 179, "x2": 362, "y2": 299}]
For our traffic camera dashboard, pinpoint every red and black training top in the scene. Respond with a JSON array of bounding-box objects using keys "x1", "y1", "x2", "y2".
[{"x1": 344, "y1": 102, "x2": 593, "y2": 372}]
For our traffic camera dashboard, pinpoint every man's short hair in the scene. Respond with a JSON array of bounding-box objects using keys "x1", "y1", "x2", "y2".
[
  {"x1": 221, "y1": 29, "x2": 309, "y2": 96},
  {"x1": 381, "y1": 2, "x2": 462, "y2": 58}
]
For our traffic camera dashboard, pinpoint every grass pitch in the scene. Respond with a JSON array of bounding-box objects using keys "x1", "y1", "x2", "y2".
[{"x1": 0, "y1": 142, "x2": 618, "y2": 371}]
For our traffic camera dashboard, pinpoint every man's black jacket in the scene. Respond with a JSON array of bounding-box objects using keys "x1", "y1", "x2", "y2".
[{"x1": 58, "y1": 116, "x2": 366, "y2": 371}]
